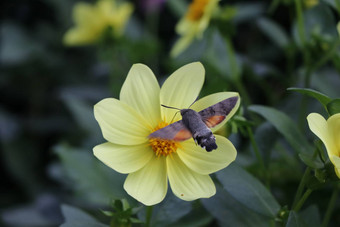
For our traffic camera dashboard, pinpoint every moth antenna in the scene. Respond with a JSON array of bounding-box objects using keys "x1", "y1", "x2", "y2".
[
  {"x1": 161, "y1": 104, "x2": 181, "y2": 123},
  {"x1": 169, "y1": 111, "x2": 179, "y2": 124},
  {"x1": 188, "y1": 97, "x2": 198, "y2": 109},
  {"x1": 161, "y1": 104, "x2": 181, "y2": 111}
]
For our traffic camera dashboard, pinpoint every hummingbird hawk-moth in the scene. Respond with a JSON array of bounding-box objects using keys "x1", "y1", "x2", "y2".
[{"x1": 148, "y1": 96, "x2": 239, "y2": 152}]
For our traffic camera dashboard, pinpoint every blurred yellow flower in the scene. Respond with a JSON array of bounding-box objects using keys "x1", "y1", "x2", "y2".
[
  {"x1": 171, "y1": 0, "x2": 219, "y2": 57},
  {"x1": 93, "y1": 62, "x2": 240, "y2": 205},
  {"x1": 307, "y1": 113, "x2": 340, "y2": 178},
  {"x1": 304, "y1": 0, "x2": 319, "y2": 8},
  {"x1": 63, "y1": 0, "x2": 133, "y2": 46}
]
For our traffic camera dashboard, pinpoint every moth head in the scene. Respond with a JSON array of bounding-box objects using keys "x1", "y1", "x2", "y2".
[{"x1": 180, "y1": 109, "x2": 190, "y2": 116}]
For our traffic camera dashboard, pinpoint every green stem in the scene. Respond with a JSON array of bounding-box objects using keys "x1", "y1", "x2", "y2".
[
  {"x1": 335, "y1": 0, "x2": 340, "y2": 14},
  {"x1": 311, "y1": 39, "x2": 340, "y2": 72},
  {"x1": 321, "y1": 183, "x2": 339, "y2": 227},
  {"x1": 234, "y1": 79, "x2": 251, "y2": 106},
  {"x1": 295, "y1": 0, "x2": 306, "y2": 47},
  {"x1": 292, "y1": 167, "x2": 311, "y2": 208},
  {"x1": 225, "y1": 36, "x2": 240, "y2": 82},
  {"x1": 247, "y1": 127, "x2": 268, "y2": 186},
  {"x1": 224, "y1": 36, "x2": 251, "y2": 105},
  {"x1": 268, "y1": 0, "x2": 281, "y2": 14},
  {"x1": 145, "y1": 206, "x2": 153, "y2": 227},
  {"x1": 293, "y1": 188, "x2": 313, "y2": 212},
  {"x1": 295, "y1": 0, "x2": 313, "y2": 130}
]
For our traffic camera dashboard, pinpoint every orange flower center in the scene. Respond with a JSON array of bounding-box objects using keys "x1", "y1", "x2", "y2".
[
  {"x1": 149, "y1": 122, "x2": 181, "y2": 157},
  {"x1": 186, "y1": 0, "x2": 210, "y2": 21}
]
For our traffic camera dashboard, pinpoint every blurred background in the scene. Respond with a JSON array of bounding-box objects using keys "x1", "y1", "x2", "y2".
[{"x1": 1, "y1": 0, "x2": 340, "y2": 226}]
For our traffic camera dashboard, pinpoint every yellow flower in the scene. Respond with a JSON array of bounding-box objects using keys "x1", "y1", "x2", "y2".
[
  {"x1": 171, "y1": 0, "x2": 219, "y2": 57},
  {"x1": 307, "y1": 113, "x2": 340, "y2": 178},
  {"x1": 63, "y1": 0, "x2": 133, "y2": 46},
  {"x1": 93, "y1": 62, "x2": 240, "y2": 205},
  {"x1": 304, "y1": 0, "x2": 319, "y2": 8}
]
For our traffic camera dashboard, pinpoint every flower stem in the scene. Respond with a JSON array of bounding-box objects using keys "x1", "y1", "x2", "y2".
[
  {"x1": 321, "y1": 183, "x2": 339, "y2": 227},
  {"x1": 292, "y1": 166, "x2": 311, "y2": 209},
  {"x1": 247, "y1": 126, "x2": 269, "y2": 187},
  {"x1": 335, "y1": 0, "x2": 340, "y2": 14},
  {"x1": 293, "y1": 188, "x2": 313, "y2": 212},
  {"x1": 145, "y1": 206, "x2": 153, "y2": 227},
  {"x1": 294, "y1": 0, "x2": 306, "y2": 48},
  {"x1": 224, "y1": 36, "x2": 251, "y2": 106}
]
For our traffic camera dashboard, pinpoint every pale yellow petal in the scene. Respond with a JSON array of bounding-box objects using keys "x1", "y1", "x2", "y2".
[
  {"x1": 120, "y1": 64, "x2": 161, "y2": 128},
  {"x1": 96, "y1": 0, "x2": 115, "y2": 16},
  {"x1": 93, "y1": 142, "x2": 154, "y2": 174},
  {"x1": 177, "y1": 135, "x2": 236, "y2": 175},
  {"x1": 327, "y1": 113, "x2": 340, "y2": 156},
  {"x1": 124, "y1": 157, "x2": 167, "y2": 205},
  {"x1": 176, "y1": 18, "x2": 194, "y2": 35},
  {"x1": 167, "y1": 153, "x2": 216, "y2": 201},
  {"x1": 111, "y1": 3, "x2": 134, "y2": 35},
  {"x1": 73, "y1": 2, "x2": 98, "y2": 26},
  {"x1": 160, "y1": 62, "x2": 205, "y2": 122},
  {"x1": 191, "y1": 92, "x2": 240, "y2": 132},
  {"x1": 94, "y1": 98, "x2": 151, "y2": 145},
  {"x1": 63, "y1": 28, "x2": 98, "y2": 46},
  {"x1": 307, "y1": 113, "x2": 337, "y2": 156},
  {"x1": 330, "y1": 155, "x2": 340, "y2": 178},
  {"x1": 170, "y1": 32, "x2": 196, "y2": 58}
]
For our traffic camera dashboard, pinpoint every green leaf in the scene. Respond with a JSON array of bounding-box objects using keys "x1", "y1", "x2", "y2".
[
  {"x1": 202, "y1": 185, "x2": 272, "y2": 227},
  {"x1": 233, "y1": 3, "x2": 265, "y2": 24},
  {"x1": 327, "y1": 98, "x2": 340, "y2": 115},
  {"x1": 287, "y1": 87, "x2": 331, "y2": 110},
  {"x1": 248, "y1": 105, "x2": 313, "y2": 154},
  {"x1": 61, "y1": 94, "x2": 101, "y2": 139},
  {"x1": 285, "y1": 206, "x2": 319, "y2": 227},
  {"x1": 55, "y1": 144, "x2": 127, "y2": 205},
  {"x1": 216, "y1": 163, "x2": 280, "y2": 218},
  {"x1": 248, "y1": 105, "x2": 323, "y2": 168},
  {"x1": 254, "y1": 122, "x2": 279, "y2": 166},
  {"x1": 60, "y1": 204, "x2": 108, "y2": 227},
  {"x1": 204, "y1": 30, "x2": 242, "y2": 81},
  {"x1": 300, "y1": 205, "x2": 321, "y2": 227},
  {"x1": 166, "y1": 0, "x2": 187, "y2": 18},
  {"x1": 298, "y1": 153, "x2": 324, "y2": 169},
  {"x1": 138, "y1": 194, "x2": 191, "y2": 226},
  {"x1": 286, "y1": 211, "x2": 306, "y2": 227},
  {"x1": 257, "y1": 17, "x2": 290, "y2": 48},
  {"x1": 292, "y1": 4, "x2": 338, "y2": 48},
  {"x1": 168, "y1": 203, "x2": 213, "y2": 227}
]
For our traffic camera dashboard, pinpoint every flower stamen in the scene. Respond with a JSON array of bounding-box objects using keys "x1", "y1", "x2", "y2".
[
  {"x1": 149, "y1": 122, "x2": 181, "y2": 157},
  {"x1": 186, "y1": 0, "x2": 210, "y2": 21}
]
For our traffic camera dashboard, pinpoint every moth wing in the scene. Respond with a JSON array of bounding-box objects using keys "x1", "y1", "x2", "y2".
[
  {"x1": 199, "y1": 96, "x2": 239, "y2": 128},
  {"x1": 148, "y1": 120, "x2": 192, "y2": 141}
]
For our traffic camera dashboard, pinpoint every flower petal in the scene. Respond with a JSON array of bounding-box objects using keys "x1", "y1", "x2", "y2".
[
  {"x1": 63, "y1": 28, "x2": 97, "y2": 46},
  {"x1": 124, "y1": 157, "x2": 167, "y2": 205},
  {"x1": 94, "y1": 98, "x2": 151, "y2": 145},
  {"x1": 177, "y1": 135, "x2": 236, "y2": 175},
  {"x1": 170, "y1": 33, "x2": 196, "y2": 58},
  {"x1": 330, "y1": 155, "x2": 340, "y2": 178},
  {"x1": 160, "y1": 62, "x2": 205, "y2": 122},
  {"x1": 167, "y1": 153, "x2": 216, "y2": 201},
  {"x1": 93, "y1": 142, "x2": 154, "y2": 174},
  {"x1": 307, "y1": 113, "x2": 337, "y2": 156},
  {"x1": 73, "y1": 2, "x2": 97, "y2": 26},
  {"x1": 327, "y1": 113, "x2": 340, "y2": 156},
  {"x1": 120, "y1": 64, "x2": 161, "y2": 128},
  {"x1": 191, "y1": 92, "x2": 240, "y2": 132}
]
